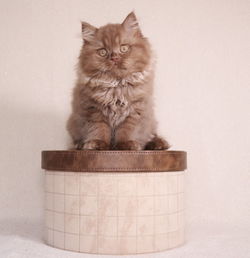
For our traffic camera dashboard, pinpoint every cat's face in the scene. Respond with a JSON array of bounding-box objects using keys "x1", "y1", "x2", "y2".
[{"x1": 79, "y1": 12, "x2": 151, "y2": 78}]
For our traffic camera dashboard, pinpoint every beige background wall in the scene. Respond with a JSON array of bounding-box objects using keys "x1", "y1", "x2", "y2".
[{"x1": 0, "y1": 0, "x2": 249, "y2": 232}]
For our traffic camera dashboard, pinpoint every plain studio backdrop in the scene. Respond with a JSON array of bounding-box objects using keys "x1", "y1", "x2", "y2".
[{"x1": 0, "y1": 0, "x2": 249, "y2": 257}]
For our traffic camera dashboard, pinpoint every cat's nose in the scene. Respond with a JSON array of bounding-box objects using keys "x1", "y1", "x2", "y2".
[{"x1": 110, "y1": 53, "x2": 120, "y2": 63}]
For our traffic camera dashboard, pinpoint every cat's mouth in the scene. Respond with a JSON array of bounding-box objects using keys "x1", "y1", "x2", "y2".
[{"x1": 109, "y1": 63, "x2": 127, "y2": 70}]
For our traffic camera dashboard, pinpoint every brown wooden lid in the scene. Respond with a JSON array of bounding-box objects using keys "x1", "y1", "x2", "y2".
[{"x1": 41, "y1": 150, "x2": 187, "y2": 173}]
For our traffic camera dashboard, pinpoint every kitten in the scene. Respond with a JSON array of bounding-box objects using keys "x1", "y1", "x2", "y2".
[{"x1": 67, "y1": 12, "x2": 170, "y2": 150}]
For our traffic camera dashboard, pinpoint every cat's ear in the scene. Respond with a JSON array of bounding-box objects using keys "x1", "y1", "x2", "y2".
[
  {"x1": 122, "y1": 12, "x2": 142, "y2": 36},
  {"x1": 81, "y1": 22, "x2": 97, "y2": 42}
]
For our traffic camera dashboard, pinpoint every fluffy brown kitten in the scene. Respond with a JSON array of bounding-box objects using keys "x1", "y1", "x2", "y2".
[{"x1": 67, "y1": 12, "x2": 170, "y2": 150}]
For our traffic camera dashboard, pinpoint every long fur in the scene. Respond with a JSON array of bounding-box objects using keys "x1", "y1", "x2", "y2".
[{"x1": 67, "y1": 12, "x2": 169, "y2": 150}]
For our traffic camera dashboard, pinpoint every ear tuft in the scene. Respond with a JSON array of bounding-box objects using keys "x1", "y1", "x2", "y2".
[
  {"x1": 122, "y1": 12, "x2": 141, "y2": 34},
  {"x1": 81, "y1": 22, "x2": 97, "y2": 42}
]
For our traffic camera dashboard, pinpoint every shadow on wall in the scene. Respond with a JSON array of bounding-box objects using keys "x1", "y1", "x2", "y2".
[{"x1": 0, "y1": 102, "x2": 70, "y2": 229}]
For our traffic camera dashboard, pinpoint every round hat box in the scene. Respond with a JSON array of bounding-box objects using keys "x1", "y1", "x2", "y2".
[{"x1": 41, "y1": 150, "x2": 187, "y2": 254}]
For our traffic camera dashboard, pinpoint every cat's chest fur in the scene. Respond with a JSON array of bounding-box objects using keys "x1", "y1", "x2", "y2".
[
  {"x1": 93, "y1": 86, "x2": 131, "y2": 127},
  {"x1": 82, "y1": 70, "x2": 149, "y2": 128}
]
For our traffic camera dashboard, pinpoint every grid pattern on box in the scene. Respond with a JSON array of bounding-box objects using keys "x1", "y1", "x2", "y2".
[{"x1": 44, "y1": 171, "x2": 185, "y2": 254}]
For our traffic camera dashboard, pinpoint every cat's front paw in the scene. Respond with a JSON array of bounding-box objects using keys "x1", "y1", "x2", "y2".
[
  {"x1": 145, "y1": 137, "x2": 170, "y2": 150},
  {"x1": 115, "y1": 140, "x2": 142, "y2": 150},
  {"x1": 74, "y1": 140, "x2": 84, "y2": 150},
  {"x1": 82, "y1": 140, "x2": 109, "y2": 150}
]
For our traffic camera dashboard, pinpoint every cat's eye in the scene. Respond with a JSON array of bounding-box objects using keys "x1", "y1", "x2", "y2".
[
  {"x1": 120, "y1": 44, "x2": 129, "y2": 53},
  {"x1": 98, "y1": 48, "x2": 107, "y2": 57}
]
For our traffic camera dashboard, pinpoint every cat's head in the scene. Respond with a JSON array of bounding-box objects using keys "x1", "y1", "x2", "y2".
[{"x1": 79, "y1": 12, "x2": 151, "y2": 78}]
